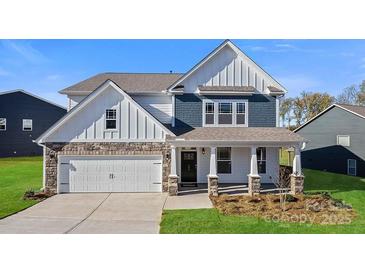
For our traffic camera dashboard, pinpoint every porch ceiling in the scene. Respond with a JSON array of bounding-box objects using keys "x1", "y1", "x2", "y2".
[{"x1": 167, "y1": 127, "x2": 305, "y2": 146}]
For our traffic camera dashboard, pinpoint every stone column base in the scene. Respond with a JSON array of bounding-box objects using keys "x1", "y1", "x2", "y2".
[
  {"x1": 207, "y1": 175, "x2": 219, "y2": 197},
  {"x1": 290, "y1": 174, "x2": 304, "y2": 195},
  {"x1": 248, "y1": 175, "x2": 261, "y2": 196},
  {"x1": 168, "y1": 175, "x2": 179, "y2": 196}
]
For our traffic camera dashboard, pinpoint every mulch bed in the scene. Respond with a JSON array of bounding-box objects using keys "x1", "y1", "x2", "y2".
[
  {"x1": 211, "y1": 193, "x2": 356, "y2": 225},
  {"x1": 23, "y1": 189, "x2": 54, "y2": 201}
]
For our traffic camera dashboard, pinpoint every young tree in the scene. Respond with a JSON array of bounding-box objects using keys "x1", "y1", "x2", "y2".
[{"x1": 358, "y1": 80, "x2": 365, "y2": 106}]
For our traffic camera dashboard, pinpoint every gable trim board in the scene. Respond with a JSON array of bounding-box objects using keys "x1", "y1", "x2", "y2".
[
  {"x1": 294, "y1": 104, "x2": 365, "y2": 132},
  {"x1": 0, "y1": 89, "x2": 67, "y2": 110},
  {"x1": 167, "y1": 40, "x2": 287, "y2": 93},
  {"x1": 36, "y1": 80, "x2": 175, "y2": 144}
]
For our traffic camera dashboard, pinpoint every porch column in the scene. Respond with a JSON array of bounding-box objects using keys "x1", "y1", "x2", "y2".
[
  {"x1": 290, "y1": 145, "x2": 304, "y2": 195},
  {"x1": 207, "y1": 147, "x2": 218, "y2": 196},
  {"x1": 248, "y1": 146, "x2": 261, "y2": 196},
  {"x1": 168, "y1": 145, "x2": 178, "y2": 196}
]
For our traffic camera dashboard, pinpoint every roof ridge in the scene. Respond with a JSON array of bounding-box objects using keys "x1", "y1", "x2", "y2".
[{"x1": 100, "y1": 72, "x2": 185, "y2": 75}]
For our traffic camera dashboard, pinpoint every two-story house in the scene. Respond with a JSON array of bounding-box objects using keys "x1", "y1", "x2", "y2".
[
  {"x1": 0, "y1": 90, "x2": 66, "y2": 157},
  {"x1": 36, "y1": 40, "x2": 305, "y2": 196},
  {"x1": 294, "y1": 103, "x2": 365, "y2": 177}
]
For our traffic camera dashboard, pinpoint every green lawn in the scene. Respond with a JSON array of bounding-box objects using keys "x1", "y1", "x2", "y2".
[
  {"x1": 160, "y1": 169, "x2": 365, "y2": 233},
  {"x1": 0, "y1": 156, "x2": 43, "y2": 219}
]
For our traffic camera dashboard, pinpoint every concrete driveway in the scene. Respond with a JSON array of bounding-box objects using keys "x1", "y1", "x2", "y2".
[{"x1": 0, "y1": 193, "x2": 168, "y2": 234}]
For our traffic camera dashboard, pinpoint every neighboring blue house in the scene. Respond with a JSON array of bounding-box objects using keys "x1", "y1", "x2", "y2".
[
  {"x1": 294, "y1": 104, "x2": 365, "y2": 177},
  {"x1": 0, "y1": 90, "x2": 67, "y2": 157},
  {"x1": 36, "y1": 40, "x2": 305, "y2": 196}
]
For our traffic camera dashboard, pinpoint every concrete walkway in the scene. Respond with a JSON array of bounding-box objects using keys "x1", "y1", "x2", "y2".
[
  {"x1": 0, "y1": 193, "x2": 168, "y2": 234},
  {"x1": 164, "y1": 193, "x2": 213, "y2": 210}
]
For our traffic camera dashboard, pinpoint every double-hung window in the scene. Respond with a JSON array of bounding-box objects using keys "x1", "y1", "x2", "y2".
[
  {"x1": 203, "y1": 100, "x2": 247, "y2": 126},
  {"x1": 347, "y1": 159, "x2": 356, "y2": 176},
  {"x1": 0, "y1": 118, "x2": 6, "y2": 131},
  {"x1": 257, "y1": 147, "x2": 266, "y2": 174},
  {"x1": 22, "y1": 119, "x2": 32, "y2": 131},
  {"x1": 236, "y1": 102, "x2": 246, "y2": 125},
  {"x1": 218, "y1": 103, "x2": 233, "y2": 124},
  {"x1": 205, "y1": 102, "x2": 215, "y2": 125},
  {"x1": 105, "y1": 109, "x2": 117, "y2": 130},
  {"x1": 217, "y1": 147, "x2": 231, "y2": 174}
]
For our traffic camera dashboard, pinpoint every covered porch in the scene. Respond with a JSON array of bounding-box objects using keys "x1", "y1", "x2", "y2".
[{"x1": 166, "y1": 127, "x2": 305, "y2": 196}]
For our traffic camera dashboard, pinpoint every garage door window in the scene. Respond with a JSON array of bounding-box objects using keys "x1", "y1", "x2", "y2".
[{"x1": 105, "y1": 109, "x2": 117, "y2": 130}]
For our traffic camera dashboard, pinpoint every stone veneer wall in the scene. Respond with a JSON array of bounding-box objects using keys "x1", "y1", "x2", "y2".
[{"x1": 44, "y1": 142, "x2": 171, "y2": 194}]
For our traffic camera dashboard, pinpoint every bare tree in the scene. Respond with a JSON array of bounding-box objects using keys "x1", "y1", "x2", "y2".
[
  {"x1": 336, "y1": 85, "x2": 359, "y2": 105},
  {"x1": 270, "y1": 171, "x2": 291, "y2": 211}
]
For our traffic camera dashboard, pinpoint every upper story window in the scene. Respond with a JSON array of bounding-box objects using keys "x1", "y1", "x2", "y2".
[
  {"x1": 337, "y1": 135, "x2": 350, "y2": 147},
  {"x1": 105, "y1": 109, "x2": 117, "y2": 130},
  {"x1": 218, "y1": 103, "x2": 232, "y2": 124},
  {"x1": 257, "y1": 147, "x2": 266, "y2": 174},
  {"x1": 205, "y1": 102, "x2": 215, "y2": 125},
  {"x1": 0, "y1": 118, "x2": 6, "y2": 131},
  {"x1": 22, "y1": 119, "x2": 32, "y2": 131},
  {"x1": 203, "y1": 100, "x2": 247, "y2": 127}
]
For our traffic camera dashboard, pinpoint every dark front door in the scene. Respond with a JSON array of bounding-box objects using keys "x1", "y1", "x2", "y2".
[{"x1": 181, "y1": 151, "x2": 197, "y2": 183}]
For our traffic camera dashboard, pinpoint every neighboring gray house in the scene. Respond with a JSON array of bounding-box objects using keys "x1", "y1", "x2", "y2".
[
  {"x1": 36, "y1": 40, "x2": 305, "y2": 196},
  {"x1": 0, "y1": 90, "x2": 66, "y2": 157},
  {"x1": 294, "y1": 104, "x2": 365, "y2": 177}
]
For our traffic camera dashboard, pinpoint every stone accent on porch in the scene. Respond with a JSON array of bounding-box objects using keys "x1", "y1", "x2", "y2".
[
  {"x1": 290, "y1": 175, "x2": 304, "y2": 195},
  {"x1": 207, "y1": 175, "x2": 219, "y2": 197},
  {"x1": 290, "y1": 145, "x2": 304, "y2": 195},
  {"x1": 168, "y1": 175, "x2": 179, "y2": 196},
  {"x1": 248, "y1": 146, "x2": 261, "y2": 196},
  {"x1": 248, "y1": 175, "x2": 261, "y2": 196}
]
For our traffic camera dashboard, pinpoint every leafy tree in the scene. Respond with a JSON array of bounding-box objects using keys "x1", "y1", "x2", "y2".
[{"x1": 280, "y1": 98, "x2": 293, "y2": 128}]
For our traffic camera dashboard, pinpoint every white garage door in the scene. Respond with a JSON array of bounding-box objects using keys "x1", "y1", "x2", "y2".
[{"x1": 58, "y1": 155, "x2": 162, "y2": 193}]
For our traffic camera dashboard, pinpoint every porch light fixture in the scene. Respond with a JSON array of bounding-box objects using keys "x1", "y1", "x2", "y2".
[{"x1": 202, "y1": 147, "x2": 206, "y2": 155}]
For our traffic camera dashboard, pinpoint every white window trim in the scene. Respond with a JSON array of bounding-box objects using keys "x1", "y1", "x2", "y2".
[
  {"x1": 257, "y1": 147, "x2": 266, "y2": 174},
  {"x1": 22, "y1": 119, "x2": 32, "y2": 131},
  {"x1": 216, "y1": 147, "x2": 232, "y2": 174},
  {"x1": 202, "y1": 99, "x2": 248, "y2": 127},
  {"x1": 347, "y1": 159, "x2": 357, "y2": 176},
  {"x1": 0, "y1": 118, "x2": 6, "y2": 131},
  {"x1": 337, "y1": 135, "x2": 350, "y2": 147},
  {"x1": 104, "y1": 108, "x2": 118, "y2": 131}
]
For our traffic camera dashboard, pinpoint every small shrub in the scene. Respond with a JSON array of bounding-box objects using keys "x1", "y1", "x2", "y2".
[{"x1": 285, "y1": 194, "x2": 298, "y2": 202}]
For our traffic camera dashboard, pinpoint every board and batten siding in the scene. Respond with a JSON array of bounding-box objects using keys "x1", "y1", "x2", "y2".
[
  {"x1": 46, "y1": 86, "x2": 168, "y2": 142},
  {"x1": 67, "y1": 94, "x2": 173, "y2": 124},
  {"x1": 181, "y1": 45, "x2": 279, "y2": 93}
]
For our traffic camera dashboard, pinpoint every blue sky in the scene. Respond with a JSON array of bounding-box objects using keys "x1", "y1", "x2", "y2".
[{"x1": 1, "y1": 39, "x2": 365, "y2": 107}]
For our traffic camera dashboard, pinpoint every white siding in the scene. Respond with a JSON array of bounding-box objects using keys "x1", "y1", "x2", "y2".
[
  {"x1": 178, "y1": 147, "x2": 279, "y2": 184},
  {"x1": 132, "y1": 95, "x2": 172, "y2": 124},
  {"x1": 181, "y1": 45, "x2": 279, "y2": 93},
  {"x1": 46, "y1": 85, "x2": 169, "y2": 142},
  {"x1": 68, "y1": 95, "x2": 86, "y2": 110}
]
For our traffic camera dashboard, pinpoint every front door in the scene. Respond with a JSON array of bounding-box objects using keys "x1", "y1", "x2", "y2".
[{"x1": 181, "y1": 151, "x2": 197, "y2": 183}]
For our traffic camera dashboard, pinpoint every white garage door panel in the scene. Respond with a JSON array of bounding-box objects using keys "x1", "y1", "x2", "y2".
[{"x1": 59, "y1": 156, "x2": 162, "y2": 193}]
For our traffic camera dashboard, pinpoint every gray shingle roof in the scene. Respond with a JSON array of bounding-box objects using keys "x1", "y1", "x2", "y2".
[
  {"x1": 167, "y1": 127, "x2": 304, "y2": 143},
  {"x1": 337, "y1": 104, "x2": 365, "y2": 118},
  {"x1": 60, "y1": 73, "x2": 184, "y2": 94}
]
